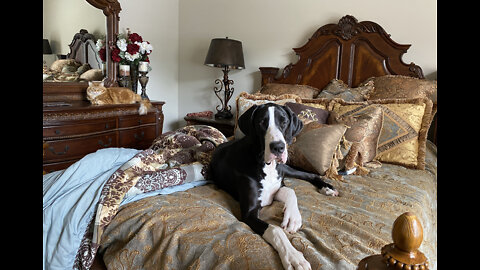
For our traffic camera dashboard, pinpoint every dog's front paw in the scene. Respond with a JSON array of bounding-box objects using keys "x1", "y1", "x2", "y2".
[
  {"x1": 279, "y1": 248, "x2": 311, "y2": 270},
  {"x1": 281, "y1": 204, "x2": 302, "y2": 233},
  {"x1": 319, "y1": 186, "x2": 339, "y2": 197}
]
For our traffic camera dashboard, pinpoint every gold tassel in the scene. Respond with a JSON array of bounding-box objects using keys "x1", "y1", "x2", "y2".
[
  {"x1": 325, "y1": 149, "x2": 346, "y2": 182},
  {"x1": 353, "y1": 163, "x2": 370, "y2": 176}
]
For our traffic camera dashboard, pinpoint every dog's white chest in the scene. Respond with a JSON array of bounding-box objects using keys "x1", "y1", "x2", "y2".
[{"x1": 258, "y1": 161, "x2": 282, "y2": 207}]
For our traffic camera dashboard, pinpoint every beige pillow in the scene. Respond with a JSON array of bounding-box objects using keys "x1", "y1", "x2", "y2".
[
  {"x1": 287, "y1": 123, "x2": 347, "y2": 176},
  {"x1": 258, "y1": 83, "x2": 320, "y2": 99},
  {"x1": 79, "y1": 69, "x2": 104, "y2": 81},
  {"x1": 234, "y1": 92, "x2": 302, "y2": 139},
  {"x1": 287, "y1": 122, "x2": 347, "y2": 175}
]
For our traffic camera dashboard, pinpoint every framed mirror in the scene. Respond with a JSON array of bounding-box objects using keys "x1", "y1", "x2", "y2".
[
  {"x1": 43, "y1": 0, "x2": 121, "y2": 101},
  {"x1": 86, "y1": 0, "x2": 121, "y2": 87}
]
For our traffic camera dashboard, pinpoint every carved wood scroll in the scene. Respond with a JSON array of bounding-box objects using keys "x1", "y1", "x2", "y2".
[{"x1": 260, "y1": 15, "x2": 424, "y2": 90}]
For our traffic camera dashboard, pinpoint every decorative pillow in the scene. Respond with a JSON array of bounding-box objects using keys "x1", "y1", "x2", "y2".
[
  {"x1": 328, "y1": 105, "x2": 384, "y2": 172},
  {"x1": 287, "y1": 123, "x2": 347, "y2": 177},
  {"x1": 234, "y1": 92, "x2": 302, "y2": 139},
  {"x1": 330, "y1": 98, "x2": 433, "y2": 169},
  {"x1": 284, "y1": 102, "x2": 329, "y2": 125},
  {"x1": 299, "y1": 98, "x2": 333, "y2": 111},
  {"x1": 79, "y1": 69, "x2": 104, "y2": 81},
  {"x1": 316, "y1": 79, "x2": 373, "y2": 101},
  {"x1": 258, "y1": 83, "x2": 320, "y2": 99},
  {"x1": 362, "y1": 75, "x2": 437, "y2": 103},
  {"x1": 361, "y1": 75, "x2": 437, "y2": 117}
]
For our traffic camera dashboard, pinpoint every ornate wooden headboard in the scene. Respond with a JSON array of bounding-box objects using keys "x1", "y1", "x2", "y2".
[
  {"x1": 259, "y1": 15, "x2": 424, "y2": 90},
  {"x1": 67, "y1": 29, "x2": 103, "y2": 70}
]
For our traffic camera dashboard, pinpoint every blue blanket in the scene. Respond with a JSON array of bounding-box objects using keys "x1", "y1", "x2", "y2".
[
  {"x1": 43, "y1": 148, "x2": 140, "y2": 270},
  {"x1": 43, "y1": 148, "x2": 210, "y2": 270}
]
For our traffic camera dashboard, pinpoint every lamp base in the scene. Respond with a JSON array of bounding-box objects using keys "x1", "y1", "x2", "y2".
[{"x1": 215, "y1": 110, "x2": 233, "y2": 119}]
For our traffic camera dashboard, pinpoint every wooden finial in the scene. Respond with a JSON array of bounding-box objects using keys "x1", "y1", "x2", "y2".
[
  {"x1": 357, "y1": 212, "x2": 429, "y2": 270},
  {"x1": 381, "y1": 212, "x2": 429, "y2": 269}
]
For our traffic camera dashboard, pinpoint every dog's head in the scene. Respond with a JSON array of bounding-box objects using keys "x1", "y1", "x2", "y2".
[{"x1": 238, "y1": 103, "x2": 303, "y2": 164}]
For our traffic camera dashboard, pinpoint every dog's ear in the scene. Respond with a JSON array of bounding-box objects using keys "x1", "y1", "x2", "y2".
[
  {"x1": 238, "y1": 104, "x2": 259, "y2": 136},
  {"x1": 283, "y1": 105, "x2": 303, "y2": 144}
]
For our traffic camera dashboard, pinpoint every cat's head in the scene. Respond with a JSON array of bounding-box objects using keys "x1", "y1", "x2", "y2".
[
  {"x1": 88, "y1": 81, "x2": 105, "y2": 88},
  {"x1": 87, "y1": 81, "x2": 106, "y2": 98}
]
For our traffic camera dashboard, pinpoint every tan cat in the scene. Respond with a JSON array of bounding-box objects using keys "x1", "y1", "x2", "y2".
[{"x1": 87, "y1": 81, "x2": 152, "y2": 115}]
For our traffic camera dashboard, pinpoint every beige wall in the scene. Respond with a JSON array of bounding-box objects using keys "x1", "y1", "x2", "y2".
[
  {"x1": 46, "y1": 0, "x2": 435, "y2": 132},
  {"x1": 43, "y1": 0, "x2": 105, "y2": 55},
  {"x1": 178, "y1": 0, "x2": 437, "y2": 129},
  {"x1": 118, "y1": 0, "x2": 180, "y2": 132}
]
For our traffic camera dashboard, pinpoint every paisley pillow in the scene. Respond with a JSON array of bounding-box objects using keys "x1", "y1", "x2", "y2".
[{"x1": 329, "y1": 105, "x2": 384, "y2": 172}]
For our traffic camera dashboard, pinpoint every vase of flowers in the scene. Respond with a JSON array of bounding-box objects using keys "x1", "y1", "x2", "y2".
[{"x1": 96, "y1": 30, "x2": 153, "y2": 92}]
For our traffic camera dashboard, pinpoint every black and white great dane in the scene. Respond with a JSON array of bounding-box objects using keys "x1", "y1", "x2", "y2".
[{"x1": 208, "y1": 103, "x2": 339, "y2": 270}]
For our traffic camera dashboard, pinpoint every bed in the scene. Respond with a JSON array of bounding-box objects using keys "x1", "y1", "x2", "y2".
[{"x1": 43, "y1": 15, "x2": 437, "y2": 270}]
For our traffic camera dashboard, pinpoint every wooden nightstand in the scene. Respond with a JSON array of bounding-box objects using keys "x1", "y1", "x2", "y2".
[{"x1": 184, "y1": 115, "x2": 235, "y2": 137}]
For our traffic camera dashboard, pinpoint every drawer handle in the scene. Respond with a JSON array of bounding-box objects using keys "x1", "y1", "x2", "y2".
[
  {"x1": 98, "y1": 137, "x2": 113, "y2": 147},
  {"x1": 55, "y1": 130, "x2": 61, "y2": 135},
  {"x1": 134, "y1": 131, "x2": 145, "y2": 141},
  {"x1": 48, "y1": 145, "x2": 69, "y2": 155}
]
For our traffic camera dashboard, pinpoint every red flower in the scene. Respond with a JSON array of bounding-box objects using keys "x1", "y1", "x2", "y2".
[
  {"x1": 129, "y1": 33, "x2": 143, "y2": 43},
  {"x1": 111, "y1": 48, "x2": 121, "y2": 62},
  {"x1": 98, "y1": 47, "x2": 106, "y2": 62},
  {"x1": 126, "y1": 43, "x2": 140, "y2": 55}
]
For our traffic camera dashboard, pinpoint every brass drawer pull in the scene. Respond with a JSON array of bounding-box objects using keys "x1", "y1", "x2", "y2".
[
  {"x1": 98, "y1": 137, "x2": 113, "y2": 147},
  {"x1": 49, "y1": 145, "x2": 69, "y2": 155}
]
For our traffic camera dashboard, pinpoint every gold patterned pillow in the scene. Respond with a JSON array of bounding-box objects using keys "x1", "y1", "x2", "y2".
[
  {"x1": 329, "y1": 105, "x2": 383, "y2": 172},
  {"x1": 362, "y1": 75, "x2": 437, "y2": 103},
  {"x1": 234, "y1": 92, "x2": 302, "y2": 139},
  {"x1": 287, "y1": 123, "x2": 347, "y2": 176},
  {"x1": 258, "y1": 83, "x2": 320, "y2": 99},
  {"x1": 361, "y1": 75, "x2": 437, "y2": 117},
  {"x1": 331, "y1": 98, "x2": 433, "y2": 169}
]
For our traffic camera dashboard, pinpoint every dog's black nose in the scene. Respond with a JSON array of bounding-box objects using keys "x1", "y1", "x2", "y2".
[{"x1": 270, "y1": 141, "x2": 285, "y2": 155}]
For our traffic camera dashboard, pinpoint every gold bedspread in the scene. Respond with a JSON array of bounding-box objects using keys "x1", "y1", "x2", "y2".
[{"x1": 99, "y1": 142, "x2": 437, "y2": 270}]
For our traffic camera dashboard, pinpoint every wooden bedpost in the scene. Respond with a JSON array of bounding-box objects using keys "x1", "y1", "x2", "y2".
[{"x1": 357, "y1": 212, "x2": 429, "y2": 270}]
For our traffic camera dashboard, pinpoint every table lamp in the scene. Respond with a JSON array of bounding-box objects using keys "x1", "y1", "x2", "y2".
[{"x1": 204, "y1": 37, "x2": 245, "y2": 119}]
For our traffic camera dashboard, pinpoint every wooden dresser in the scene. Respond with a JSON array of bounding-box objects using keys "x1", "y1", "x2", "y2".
[{"x1": 43, "y1": 100, "x2": 165, "y2": 173}]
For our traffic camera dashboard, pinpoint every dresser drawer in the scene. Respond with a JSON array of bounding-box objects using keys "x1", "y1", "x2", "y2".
[
  {"x1": 119, "y1": 113, "x2": 157, "y2": 128},
  {"x1": 119, "y1": 125, "x2": 157, "y2": 149},
  {"x1": 43, "y1": 118, "x2": 117, "y2": 138},
  {"x1": 44, "y1": 132, "x2": 118, "y2": 162}
]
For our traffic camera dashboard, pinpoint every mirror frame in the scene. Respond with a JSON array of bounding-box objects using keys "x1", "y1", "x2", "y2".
[{"x1": 86, "y1": 0, "x2": 121, "y2": 87}]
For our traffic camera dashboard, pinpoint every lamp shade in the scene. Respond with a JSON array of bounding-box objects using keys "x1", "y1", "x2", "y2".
[
  {"x1": 204, "y1": 37, "x2": 245, "y2": 70},
  {"x1": 43, "y1": 39, "x2": 52, "y2": 54}
]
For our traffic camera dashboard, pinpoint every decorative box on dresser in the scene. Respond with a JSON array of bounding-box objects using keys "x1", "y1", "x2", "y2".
[{"x1": 43, "y1": 82, "x2": 165, "y2": 173}]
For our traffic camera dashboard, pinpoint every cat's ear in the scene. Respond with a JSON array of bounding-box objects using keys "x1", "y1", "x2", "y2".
[
  {"x1": 88, "y1": 81, "x2": 92, "y2": 87},
  {"x1": 100, "y1": 81, "x2": 104, "y2": 87}
]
